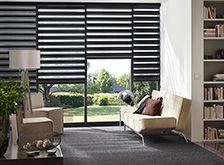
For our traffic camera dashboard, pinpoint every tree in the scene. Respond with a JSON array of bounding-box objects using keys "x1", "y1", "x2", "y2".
[
  {"x1": 39, "y1": 84, "x2": 54, "y2": 106},
  {"x1": 95, "y1": 69, "x2": 114, "y2": 93},
  {"x1": 116, "y1": 74, "x2": 130, "y2": 90},
  {"x1": 87, "y1": 73, "x2": 99, "y2": 94},
  {"x1": 54, "y1": 84, "x2": 84, "y2": 93},
  {"x1": 70, "y1": 84, "x2": 84, "y2": 93},
  {"x1": 133, "y1": 81, "x2": 157, "y2": 104},
  {"x1": 55, "y1": 84, "x2": 70, "y2": 92}
]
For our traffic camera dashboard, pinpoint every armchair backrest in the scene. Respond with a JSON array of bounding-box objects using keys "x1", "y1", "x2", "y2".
[
  {"x1": 151, "y1": 90, "x2": 192, "y2": 132},
  {"x1": 31, "y1": 93, "x2": 44, "y2": 108}
]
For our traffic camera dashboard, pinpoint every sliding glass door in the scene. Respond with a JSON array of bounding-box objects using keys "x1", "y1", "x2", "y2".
[
  {"x1": 0, "y1": 2, "x2": 161, "y2": 125},
  {"x1": 87, "y1": 59, "x2": 131, "y2": 122},
  {"x1": 39, "y1": 84, "x2": 85, "y2": 123}
]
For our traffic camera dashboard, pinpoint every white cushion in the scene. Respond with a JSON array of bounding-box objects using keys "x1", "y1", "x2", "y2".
[
  {"x1": 33, "y1": 107, "x2": 62, "y2": 112},
  {"x1": 123, "y1": 90, "x2": 192, "y2": 133},
  {"x1": 23, "y1": 117, "x2": 52, "y2": 124},
  {"x1": 124, "y1": 114, "x2": 176, "y2": 133}
]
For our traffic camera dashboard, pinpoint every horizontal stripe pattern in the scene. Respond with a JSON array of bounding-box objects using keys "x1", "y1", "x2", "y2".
[
  {"x1": 37, "y1": 4, "x2": 86, "y2": 84},
  {"x1": 0, "y1": 4, "x2": 37, "y2": 91},
  {"x1": 132, "y1": 4, "x2": 160, "y2": 81},
  {"x1": 86, "y1": 4, "x2": 133, "y2": 59},
  {"x1": 1, "y1": 3, "x2": 160, "y2": 85}
]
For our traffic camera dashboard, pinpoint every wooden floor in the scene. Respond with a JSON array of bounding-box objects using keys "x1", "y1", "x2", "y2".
[{"x1": 196, "y1": 142, "x2": 224, "y2": 159}]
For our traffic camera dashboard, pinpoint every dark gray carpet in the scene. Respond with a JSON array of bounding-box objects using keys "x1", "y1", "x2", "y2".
[{"x1": 61, "y1": 127, "x2": 224, "y2": 165}]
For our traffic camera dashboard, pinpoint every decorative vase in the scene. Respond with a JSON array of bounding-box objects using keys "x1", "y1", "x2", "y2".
[{"x1": 0, "y1": 116, "x2": 10, "y2": 157}]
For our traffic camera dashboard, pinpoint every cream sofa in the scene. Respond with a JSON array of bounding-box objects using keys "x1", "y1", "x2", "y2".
[{"x1": 121, "y1": 90, "x2": 192, "y2": 144}]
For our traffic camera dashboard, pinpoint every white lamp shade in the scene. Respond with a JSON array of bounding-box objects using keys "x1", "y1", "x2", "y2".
[{"x1": 9, "y1": 50, "x2": 40, "y2": 69}]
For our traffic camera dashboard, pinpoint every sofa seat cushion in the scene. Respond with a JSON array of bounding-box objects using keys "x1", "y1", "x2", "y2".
[
  {"x1": 124, "y1": 114, "x2": 176, "y2": 133},
  {"x1": 120, "y1": 106, "x2": 137, "y2": 121}
]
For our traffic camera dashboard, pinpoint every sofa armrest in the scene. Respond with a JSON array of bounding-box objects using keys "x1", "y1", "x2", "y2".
[{"x1": 120, "y1": 106, "x2": 137, "y2": 122}]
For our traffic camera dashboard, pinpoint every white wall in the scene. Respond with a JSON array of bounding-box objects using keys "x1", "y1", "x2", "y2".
[
  {"x1": 160, "y1": 0, "x2": 192, "y2": 99},
  {"x1": 160, "y1": 0, "x2": 192, "y2": 139}
]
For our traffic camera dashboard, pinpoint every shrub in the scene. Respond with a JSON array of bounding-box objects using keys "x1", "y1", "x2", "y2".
[
  {"x1": 93, "y1": 95, "x2": 99, "y2": 105},
  {"x1": 49, "y1": 92, "x2": 123, "y2": 108},
  {"x1": 107, "y1": 94, "x2": 123, "y2": 105},
  {"x1": 87, "y1": 95, "x2": 94, "y2": 106},
  {"x1": 93, "y1": 93, "x2": 123, "y2": 106},
  {"x1": 49, "y1": 93, "x2": 94, "y2": 108},
  {"x1": 97, "y1": 96, "x2": 109, "y2": 105},
  {"x1": 61, "y1": 94, "x2": 83, "y2": 108},
  {"x1": 49, "y1": 95, "x2": 61, "y2": 107}
]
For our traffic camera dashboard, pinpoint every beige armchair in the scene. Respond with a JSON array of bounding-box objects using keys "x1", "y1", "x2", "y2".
[
  {"x1": 26, "y1": 93, "x2": 64, "y2": 134},
  {"x1": 11, "y1": 108, "x2": 54, "y2": 145}
]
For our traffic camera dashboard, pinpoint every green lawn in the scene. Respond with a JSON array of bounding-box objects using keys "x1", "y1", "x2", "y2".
[{"x1": 64, "y1": 105, "x2": 122, "y2": 123}]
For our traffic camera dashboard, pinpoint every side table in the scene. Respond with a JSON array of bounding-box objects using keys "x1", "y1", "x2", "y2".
[{"x1": 1, "y1": 143, "x2": 63, "y2": 165}]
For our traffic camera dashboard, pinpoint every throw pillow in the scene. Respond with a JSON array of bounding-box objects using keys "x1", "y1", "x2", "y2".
[
  {"x1": 137, "y1": 95, "x2": 151, "y2": 107},
  {"x1": 142, "y1": 97, "x2": 163, "y2": 116},
  {"x1": 133, "y1": 95, "x2": 151, "y2": 114}
]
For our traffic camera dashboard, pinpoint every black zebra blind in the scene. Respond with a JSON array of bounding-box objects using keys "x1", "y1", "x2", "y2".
[
  {"x1": 0, "y1": 3, "x2": 160, "y2": 85},
  {"x1": 132, "y1": 4, "x2": 160, "y2": 81},
  {"x1": 0, "y1": 4, "x2": 38, "y2": 91},
  {"x1": 86, "y1": 4, "x2": 132, "y2": 59},
  {"x1": 37, "y1": 4, "x2": 86, "y2": 84}
]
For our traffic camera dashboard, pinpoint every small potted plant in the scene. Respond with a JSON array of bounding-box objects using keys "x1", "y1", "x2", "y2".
[{"x1": 0, "y1": 80, "x2": 26, "y2": 157}]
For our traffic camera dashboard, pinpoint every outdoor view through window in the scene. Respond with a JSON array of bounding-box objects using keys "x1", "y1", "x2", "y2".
[
  {"x1": 87, "y1": 59, "x2": 131, "y2": 122},
  {"x1": 45, "y1": 60, "x2": 131, "y2": 123},
  {"x1": 40, "y1": 59, "x2": 157, "y2": 123}
]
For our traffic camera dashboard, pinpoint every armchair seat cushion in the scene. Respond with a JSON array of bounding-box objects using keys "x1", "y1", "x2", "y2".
[
  {"x1": 124, "y1": 114, "x2": 176, "y2": 133},
  {"x1": 32, "y1": 107, "x2": 63, "y2": 117},
  {"x1": 18, "y1": 117, "x2": 54, "y2": 144},
  {"x1": 23, "y1": 117, "x2": 52, "y2": 124},
  {"x1": 30, "y1": 107, "x2": 64, "y2": 134},
  {"x1": 33, "y1": 107, "x2": 62, "y2": 112}
]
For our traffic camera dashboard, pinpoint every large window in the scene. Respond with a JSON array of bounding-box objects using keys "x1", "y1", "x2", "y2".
[
  {"x1": 0, "y1": 2, "x2": 160, "y2": 125},
  {"x1": 36, "y1": 3, "x2": 160, "y2": 84}
]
